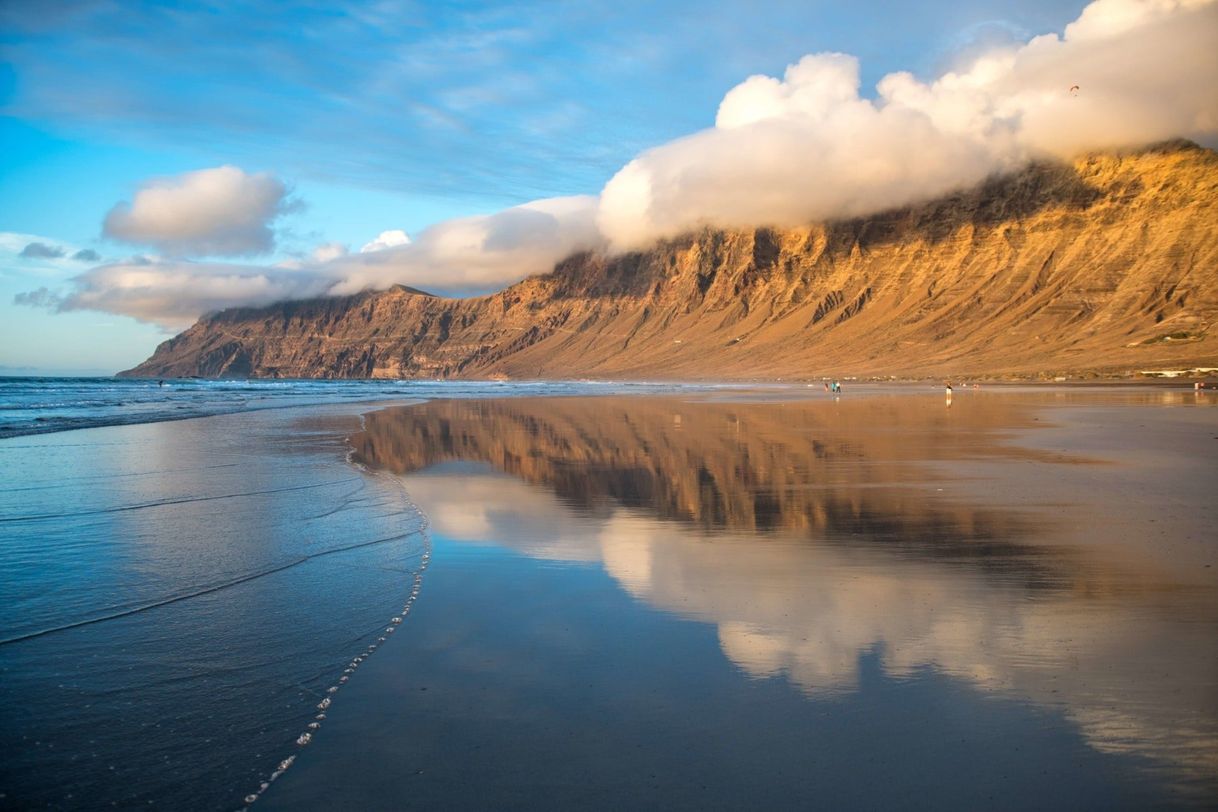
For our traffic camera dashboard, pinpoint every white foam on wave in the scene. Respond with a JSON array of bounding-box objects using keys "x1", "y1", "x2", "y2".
[{"x1": 239, "y1": 479, "x2": 433, "y2": 809}]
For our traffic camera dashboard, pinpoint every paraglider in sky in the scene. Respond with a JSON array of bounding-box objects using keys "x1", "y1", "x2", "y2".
[{"x1": 1069, "y1": 84, "x2": 1080, "y2": 96}]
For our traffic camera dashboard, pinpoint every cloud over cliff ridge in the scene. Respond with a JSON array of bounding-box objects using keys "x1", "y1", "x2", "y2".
[
  {"x1": 597, "y1": 0, "x2": 1218, "y2": 248},
  {"x1": 20, "y1": 0, "x2": 1218, "y2": 327},
  {"x1": 52, "y1": 195, "x2": 601, "y2": 330}
]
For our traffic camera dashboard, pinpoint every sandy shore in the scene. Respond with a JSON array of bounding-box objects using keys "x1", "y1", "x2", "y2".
[{"x1": 258, "y1": 388, "x2": 1218, "y2": 809}]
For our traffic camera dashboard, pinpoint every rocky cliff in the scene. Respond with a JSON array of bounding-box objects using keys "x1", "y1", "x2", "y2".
[{"x1": 123, "y1": 142, "x2": 1218, "y2": 380}]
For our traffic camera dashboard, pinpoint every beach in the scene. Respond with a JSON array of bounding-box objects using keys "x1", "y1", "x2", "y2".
[
  {"x1": 5, "y1": 0, "x2": 1217, "y2": 806},
  {"x1": 1, "y1": 385, "x2": 1215, "y2": 809},
  {"x1": 0, "y1": 380, "x2": 716, "y2": 810},
  {"x1": 260, "y1": 388, "x2": 1218, "y2": 809},
  {"x1": 5, "y1": 2, "x2": 1215, "y2": 807}
]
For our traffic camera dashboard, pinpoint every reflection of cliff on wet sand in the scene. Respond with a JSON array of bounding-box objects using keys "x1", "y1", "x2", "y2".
[
  {"x1": 351, "y1": 395, "x2": 1218, "y2": 798},
  {"x1": 353, "y1": 396, "x2": 1070, "y2": 563}
]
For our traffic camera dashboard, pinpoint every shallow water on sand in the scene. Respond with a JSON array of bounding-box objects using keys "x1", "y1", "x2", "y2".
[
  {"x1": 0, "y1": 377, "x2": 725, "y2": 439},
  {"x1": 0, "y1": 405, "x2": 429, "y2": 809},
  {"x1": 263, "y1": 389, "x2": 1218, "y2": 809}
]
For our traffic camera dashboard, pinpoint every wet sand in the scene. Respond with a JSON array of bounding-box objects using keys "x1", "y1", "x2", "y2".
[
  {"x1": 260, "y1": 388, "x2": 1218, "y2": 809},
  {"x1": 0, "y1": 403, "x2": 429, "y2": 810}
]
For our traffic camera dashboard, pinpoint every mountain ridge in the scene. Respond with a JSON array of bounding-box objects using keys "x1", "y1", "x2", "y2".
[{"x1": 123, "y1": 141, "x2": 1218, "y2": 380}]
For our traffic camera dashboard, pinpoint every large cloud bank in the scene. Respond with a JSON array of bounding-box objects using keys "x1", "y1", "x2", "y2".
[
  {"x1": 18, "y1": 0, "x2": 1218, "y2": 328},
  {"x1": 103, "y1": 166, "x2": 294, "y2": 257},
  {"x1": 599, "y1": 0, "x2": 1218, "y2": 248}
]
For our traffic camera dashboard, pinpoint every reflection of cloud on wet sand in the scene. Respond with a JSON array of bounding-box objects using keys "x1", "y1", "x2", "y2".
[
  {"x1": 399, "y1": 468, "x2": 1217, "y2": 797},
  {"x1": 356, "y1": 395, "x2": 1217, "y2": 797},
  {"x1": 410, "y1": 468, "x2": 602, "y2": 564}
]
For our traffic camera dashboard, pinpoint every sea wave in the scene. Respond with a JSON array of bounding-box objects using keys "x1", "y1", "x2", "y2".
[{"x1": 0, "y1": 377, "x2": 725, "y2": 439}]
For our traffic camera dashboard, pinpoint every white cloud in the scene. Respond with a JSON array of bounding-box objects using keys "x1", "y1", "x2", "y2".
[
  {"x1": 880, "y1": 0, "x2": 1217, "y2": 160},
  {"x1": 324, "y1": 195, "x2": 601, "y2": 295},
  {"x1": 597, "y1": 0, "x2": 1218, "y2": 249},
  {"x1": 359, "y1": 229, "x2": 411, "y2": 253},
  {"x1": 57, "y1": 259, "x2": 331, "y2": 330},
  {"x1": 103, "y1": 165, "x2": 295, "y2": 257},
  {"x1": 16, "y1": 0, "x2": 1218, "y2": 327},
  {"x1": 312, "y1": 242, "x2": 348, "y2": 262},
  {"x1": 36, "y1": 195, "x2": 600, "y2": 329}
]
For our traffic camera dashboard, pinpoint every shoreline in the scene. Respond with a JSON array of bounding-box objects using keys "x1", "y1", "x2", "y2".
[
  {"x1": 0, "y1": 403, "x2": 432, "y2": 810},
  {"x1": 4, "y1": 377, "x2": 1215, "y2": 441},
  {"x1": 112, "y1": 369, "x2": 1218, "y2": 384}
]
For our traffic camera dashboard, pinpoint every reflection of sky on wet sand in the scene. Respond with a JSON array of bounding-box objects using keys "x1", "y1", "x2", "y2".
[
  {"x1": 352, "y1": 393, "x2": 1218, "y2": 799},
  {"x1": 0, "y1": 406, "x2": 430, "y2": 809}
]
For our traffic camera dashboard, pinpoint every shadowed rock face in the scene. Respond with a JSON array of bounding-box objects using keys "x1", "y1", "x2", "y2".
[{"x1": 124, "y1": 143, "x2": 1218, "y2": 380}]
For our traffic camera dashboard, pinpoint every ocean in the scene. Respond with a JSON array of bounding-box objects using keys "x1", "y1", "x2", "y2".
[{"x1": 0, "y1": 376, "x2": 723, "y2": 439}]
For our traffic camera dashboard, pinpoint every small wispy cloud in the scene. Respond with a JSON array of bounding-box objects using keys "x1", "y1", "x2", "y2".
[
  {"x1": 310, "y1": 242, "x2": 348, "y2": 263},
  {"x1": 19, "y1": 241, "x2": 66, "y2": 259},
  {"x1": 12, "y1": 286, "x2": 62, "y2": 309},
  {"x1": 359, "y1": 230, "x2": 411, "y2": 254},
  {"x1": 1, "y1": 233, "x2": 101, "y2": 278}
]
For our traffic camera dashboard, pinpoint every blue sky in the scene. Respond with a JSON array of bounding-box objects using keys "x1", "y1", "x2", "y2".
[{"x1": 0, "y1": 0, "x2": 1132, "y2": 374}]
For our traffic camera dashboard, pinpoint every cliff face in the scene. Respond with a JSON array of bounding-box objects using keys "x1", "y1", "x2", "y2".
[{"x1": 123, "y1": 142, "x2": 1218, "y2": 379}]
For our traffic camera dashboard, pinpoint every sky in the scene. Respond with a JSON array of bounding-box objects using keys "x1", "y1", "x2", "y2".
[{"x1": 1, "y1": 0, "x2": 1214, "y2": 374}]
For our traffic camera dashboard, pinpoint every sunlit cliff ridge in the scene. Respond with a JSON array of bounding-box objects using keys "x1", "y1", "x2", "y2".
[{"x1": 123, "y1": 142, "x2": 1218, "y2": 380}]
